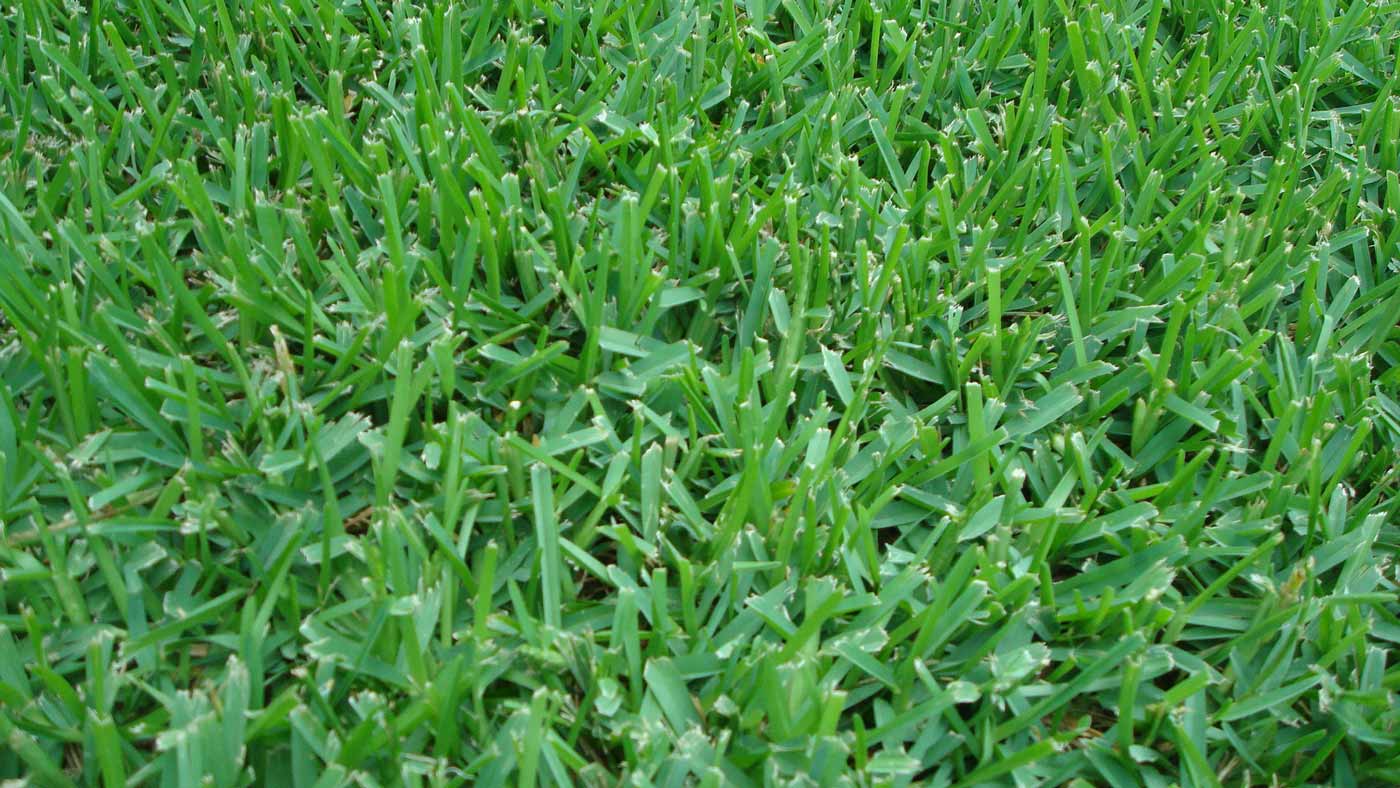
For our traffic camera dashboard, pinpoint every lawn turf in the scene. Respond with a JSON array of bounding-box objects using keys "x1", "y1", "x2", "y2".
[{"x1": 2, "y1": 0, "x2": 1400, "y2": 785}]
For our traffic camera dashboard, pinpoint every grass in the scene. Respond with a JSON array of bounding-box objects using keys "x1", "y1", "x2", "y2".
[{"x1": 1, "y1": 0, "x2": 1399, "y2": 784}]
